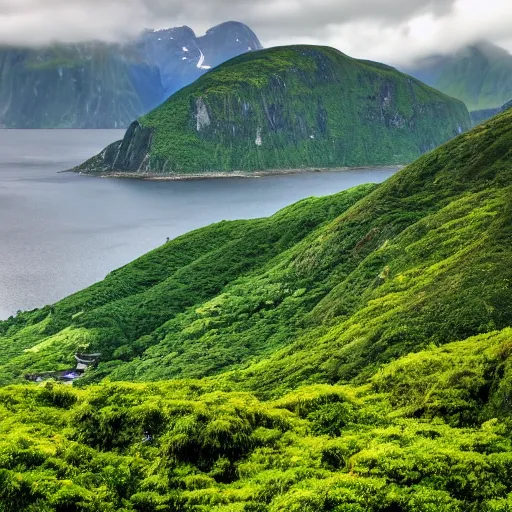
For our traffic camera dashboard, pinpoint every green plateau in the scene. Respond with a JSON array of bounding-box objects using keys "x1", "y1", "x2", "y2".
[
  {"x1": 75, "y1": 45, "x2": 471, "y2": 176},
  {"x1": 0, "y1": 105, "x2": 512, "y2": 510}
]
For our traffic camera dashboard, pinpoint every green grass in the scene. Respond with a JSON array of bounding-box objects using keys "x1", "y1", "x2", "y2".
[
  {"x1": 42, "y1": 107, "x2": 512, "y2": 391},
  {"x1": 0, "y1": 107, "x2": 511, "y2": 510},
  {"x1": 79, "y1": 45, "x2": 471, "y2": 175}
]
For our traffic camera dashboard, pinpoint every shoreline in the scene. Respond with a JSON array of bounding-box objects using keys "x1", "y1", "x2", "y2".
[{"x1": 70, "y1": 165, "x2": 403, "y2": 181}]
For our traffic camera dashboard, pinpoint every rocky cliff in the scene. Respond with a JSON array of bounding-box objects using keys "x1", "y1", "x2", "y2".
[
  {"x1": 137, "y1": 21, "x2": 262, "y2": 101},
  {"x1": 76, "y1": 45, "x2": 471, "y2": 175}
]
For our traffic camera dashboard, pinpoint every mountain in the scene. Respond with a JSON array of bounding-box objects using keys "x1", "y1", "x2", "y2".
[
  {"x1": 138, "y1": 21, "x2": 262, "y2": 100},
  {"x1": 0, "y1": 107, "x2": 511, "y2": 510},
  {"x1": 0, "y1": 22, "x2": 262, "y2": 129},
  {"x1": 470, "y1": 98, "x2": 512, "y2": 125},
  {"x1": 75, "y1": 45, "x2": 471, "y2": 176},
  {"x1": 406, "y1": 40, "x2": 512, "y2": 111},
  {"x1": 0, "y1": 43, "x2": 163, "y2": 129}
]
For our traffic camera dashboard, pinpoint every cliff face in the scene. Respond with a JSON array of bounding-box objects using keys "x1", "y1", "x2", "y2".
[
  {"x1": 0, "y1": 22, "x2": 262, "y2": 129},
  {"x1": 77, "y1": 45, "x2": 472, "y2": 175}
]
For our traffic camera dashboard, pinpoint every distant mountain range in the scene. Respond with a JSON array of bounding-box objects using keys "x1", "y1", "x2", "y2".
[
  {"x1": 470, "y1": 99, "x2": 512, "y2": 125},
  {"x1": 139, "y1": 23, "x2": 262, "y2": 100},
  {"x1": 405, "y1": 41, "x2": 512, "y2": 113},
  {"x1": 0, "y1": 21, "x2": 262, "y2": 129},
  {"x1": 75, "y1": 45, "x2": 471, "y2": 176}
]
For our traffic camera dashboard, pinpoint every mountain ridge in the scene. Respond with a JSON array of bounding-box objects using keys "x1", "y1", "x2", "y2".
[
  {"x1": 470, "y1": 98, "x2": 512, "y2": 125},
  {"x1": 405, "y1": 40, "x2": 512, "y2": 111},
  {"x1": 0, "y1": 21, "x2": 262, "y2": 128}
]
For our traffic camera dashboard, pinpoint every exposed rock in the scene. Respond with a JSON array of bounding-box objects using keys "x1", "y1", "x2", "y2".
[{"x1": 196, "y1": 98, "x2": 211, "y2": 132}]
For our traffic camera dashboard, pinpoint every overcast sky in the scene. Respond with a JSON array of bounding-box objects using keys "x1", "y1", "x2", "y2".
[{"x1": 0, "y1": 0, "x2": 511, "y2": 64}]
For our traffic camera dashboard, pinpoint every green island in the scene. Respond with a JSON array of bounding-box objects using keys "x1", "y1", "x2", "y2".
[
  {"x1": 0, "y1": 104, "x2": 511, "y2": 510},
  {"x1": 75, "y1": 45, "x2": 471, "y2": 177}
]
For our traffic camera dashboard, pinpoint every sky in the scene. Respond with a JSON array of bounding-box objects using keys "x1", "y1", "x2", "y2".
[{"x1": 0, "y1": 0, "x2": 511, "y2": 64}]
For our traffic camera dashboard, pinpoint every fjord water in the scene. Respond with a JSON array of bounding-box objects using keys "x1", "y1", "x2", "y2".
[{"x1": 0, "y1": 129, "x2": 397, "y2": 319}]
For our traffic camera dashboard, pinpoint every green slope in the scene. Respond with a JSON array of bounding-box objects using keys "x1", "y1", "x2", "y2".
[
  {"x1": 76, "y1": 45, "x2": 470, "y2": 176},
  {"x1": 10, "y1": 106, "x2": 510, "y2": 389},
  {"x1": 0, "y1": 109, "x2": 511, "y2": 510},
  {"x1": 406, "y1": 41, "x2": 512, "y2": 111}
]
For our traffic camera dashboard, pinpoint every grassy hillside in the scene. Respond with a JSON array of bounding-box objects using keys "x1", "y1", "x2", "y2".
[
  {"x1": 0, "y1": 108, "x2": 511, "y2": 510},
  {"x1": 11, "y1": 106, "x2": 510, "y2": 389},
  {"x1": 406, "y1": 41, "x2": 512, "y2": 111},
  {"x1": 76, "y1": 45, "x2": 470, "y2": 175}
]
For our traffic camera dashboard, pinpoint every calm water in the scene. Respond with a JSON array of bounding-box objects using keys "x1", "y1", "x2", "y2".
[{"x1": 0, "y1": 130, "x2": 398, "y2": 319}]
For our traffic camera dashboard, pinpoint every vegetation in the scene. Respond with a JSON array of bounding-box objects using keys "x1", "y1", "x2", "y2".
[
  {"x1": 0, "y1": 107, "x2": 511, "y2": 509},
  {"x1": 3, "y1": 329, "x2": 512, "y2": 511},
  {"x1": 76, "y1": 45, "x2": 471, "y2": 175}
]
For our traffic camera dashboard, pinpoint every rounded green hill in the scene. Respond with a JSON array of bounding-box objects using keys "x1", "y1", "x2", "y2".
[{"x1": 76, "y1": 45, "x2": 471, "y2": 176}]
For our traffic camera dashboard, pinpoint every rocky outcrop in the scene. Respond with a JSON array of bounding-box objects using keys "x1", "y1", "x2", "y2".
[
  {"x1": 137, "y1": 22, "x2": 263, "y2": 102},
  {"x1": 108, "y1": 121, "x2": 154, "y2": 171},
  {"x1": 76, "y1": 121, "x2": 153, "y2": 173}
]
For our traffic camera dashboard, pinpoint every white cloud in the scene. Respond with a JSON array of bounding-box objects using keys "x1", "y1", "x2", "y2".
[
  {"x1": 0, "y1": 0, "x2": 510, "y2": 63},
  {"x1": 265, "y1": 0, "x2": 512, "y2": 64}
]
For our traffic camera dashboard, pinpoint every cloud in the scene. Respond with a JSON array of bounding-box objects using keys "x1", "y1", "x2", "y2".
[
  {"x1": 290, "y1": 0, "x2": 512, "y2": 64},
  {"x1": 0, "y1": 0, "x2": 510, "y2": 63}
]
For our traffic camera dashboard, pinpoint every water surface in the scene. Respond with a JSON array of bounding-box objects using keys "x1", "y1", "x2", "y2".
[{"x1": 0, "y1": 129, "x2": 398, "y2": 318}]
